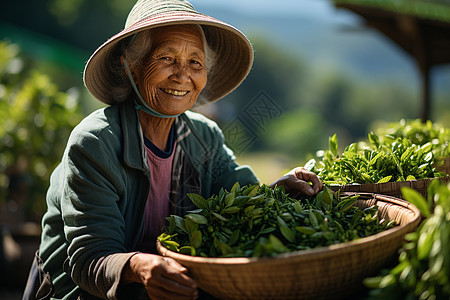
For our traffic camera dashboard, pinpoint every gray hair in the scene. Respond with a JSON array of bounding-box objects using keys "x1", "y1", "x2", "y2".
[{"x1": 110, "y1": 24, "x2": 215, "y2": 103}]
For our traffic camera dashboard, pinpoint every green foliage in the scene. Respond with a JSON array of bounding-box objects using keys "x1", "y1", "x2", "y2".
[
  {"x1": 374, "y1": 118, "x2": 450, "y2": 158},
  {"x1": 158, "y1": 184, "x2": 396, "y2": 258},
  {"x1": 47, "y1": 0, "x2": 133, "y2": 26},
  {"x1": 239, "y1": 35, "x2": 308, "y2": 111},
  {"x1": 364, "y1": 180, "x2": 450, "y2": 299},
  {"x1": 306, "y1": 124, "x2": 448, "y2": 185},
  {"x1": 0, "y1": 41, "x2": 83, "y2": 218},
  {"x1": 303, "y1": 72, "x2": 419, "y2": 139},
  {"x1": 262, "y1": 109, "x2": 328, "y2": 158}
]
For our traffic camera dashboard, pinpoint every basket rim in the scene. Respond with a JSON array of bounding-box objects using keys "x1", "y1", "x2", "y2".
[{"x1": 157, "y1": 193, "x2": 421, "y2": 265}]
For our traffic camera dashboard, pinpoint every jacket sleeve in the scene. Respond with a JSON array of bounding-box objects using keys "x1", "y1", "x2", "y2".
[{"x1": 60, "y1": 127, "x2": 139, "y2": 299}]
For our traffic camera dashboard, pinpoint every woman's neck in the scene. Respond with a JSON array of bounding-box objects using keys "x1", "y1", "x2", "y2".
[{"x1": 138, "y1": 111, "x2": 175, "y2": 151}]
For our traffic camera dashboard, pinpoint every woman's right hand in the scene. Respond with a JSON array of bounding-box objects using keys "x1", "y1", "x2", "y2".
[{"x1": 123, "y1": 253, "x2": 198, "y2": 300}]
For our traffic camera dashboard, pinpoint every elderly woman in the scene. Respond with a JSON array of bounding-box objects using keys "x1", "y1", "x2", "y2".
[{"x1": 26, "y1": 0, "x2": 322, "y2": 299}]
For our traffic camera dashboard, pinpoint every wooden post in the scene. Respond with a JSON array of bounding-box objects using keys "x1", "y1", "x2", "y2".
[{"x1": 421, "y1": 65, "x2": 431, "y2": 122}]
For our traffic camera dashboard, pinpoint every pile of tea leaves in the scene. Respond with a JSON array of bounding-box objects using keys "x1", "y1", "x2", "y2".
[{"x1": 158, "y1": 184, "x2": 396, "y2": 258}]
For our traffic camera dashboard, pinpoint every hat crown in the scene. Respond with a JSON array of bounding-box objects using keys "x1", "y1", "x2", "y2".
[{"x1": 125, "y1": 0, "x2": 197, "y2": 29}]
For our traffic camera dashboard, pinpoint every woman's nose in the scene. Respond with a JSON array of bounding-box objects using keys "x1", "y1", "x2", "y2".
[{"x1": 170, "y1": 63, "x2": 190, "y2": 84}]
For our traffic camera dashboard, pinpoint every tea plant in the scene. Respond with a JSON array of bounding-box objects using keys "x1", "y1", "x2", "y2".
[{"x1": 364, "y1": 180, "x2": 450, "y2": 300}]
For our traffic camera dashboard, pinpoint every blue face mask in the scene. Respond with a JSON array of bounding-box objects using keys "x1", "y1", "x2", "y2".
[{"x1": 122, "y1": 56, "x2": 182, "y2": 119}]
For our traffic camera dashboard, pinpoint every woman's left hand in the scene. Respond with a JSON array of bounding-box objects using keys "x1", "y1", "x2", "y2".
[{"x1": 270, "y1": 167, "x2": 323, "y2": 198}]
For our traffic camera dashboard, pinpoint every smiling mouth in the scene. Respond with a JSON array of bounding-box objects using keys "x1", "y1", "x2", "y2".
[{"x1": 161, "y1": 88, "x2": 189, "y2": 96}]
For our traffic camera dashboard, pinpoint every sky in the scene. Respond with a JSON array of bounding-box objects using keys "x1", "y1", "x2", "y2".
[{"x1": 190, "y1": 0, "x2": 344, "y2": 20}]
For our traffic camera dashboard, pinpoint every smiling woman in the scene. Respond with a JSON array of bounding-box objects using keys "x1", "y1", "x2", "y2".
[
  {"x1": 133, "y1": 26, "x2": 208, "y2": 118},
  {"x1": 23, "y1": 0, "x2": 323, "y2": 299},
  {"x1": 112, "y1": 24, "x2": 216, "y2": 106},
  {"x1": 120, "y1": 25, "x2": 210, "y2": 149}
]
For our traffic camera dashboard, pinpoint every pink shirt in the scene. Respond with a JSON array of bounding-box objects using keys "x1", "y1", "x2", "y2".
[{"x1": 138, "y1": 139, "x2": 176, "y2": 253}]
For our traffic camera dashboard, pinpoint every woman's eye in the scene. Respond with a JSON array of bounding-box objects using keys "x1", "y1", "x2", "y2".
[
  {"x1": 159, "y1": 57, "x2": 173, "y2": 62},
  {"x1": 190, "y1": 60, "x2": 203, "y2": 67}
]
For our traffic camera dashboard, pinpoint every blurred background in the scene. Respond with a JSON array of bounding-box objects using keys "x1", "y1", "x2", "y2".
[{"x1": 0, "y1": 0, "x2": 449, "y2": 297}]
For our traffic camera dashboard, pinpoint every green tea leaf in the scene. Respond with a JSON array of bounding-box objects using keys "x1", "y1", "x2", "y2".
[
  {"x1": 308, "y1": 210, "x2": 319, "y2": 228},
  {"x1": 401, "y1": 187, "x2": 429, "y2": 217},
  {"x1": 230, "y1": 181, "x2": 240, "y2": 194},
  {"x1": 260, "y1": 227, "x2": 276, "y2": 234},
  {"x1": 247, "y1": 208, "x2": 263, "y2": 217},
  {"x1": 280, "y1": 226, "x2": 296, "y2": 243},
  {"x1": 185, "y1": 217, "x2": 198, "y2": 234},
  {"x1": 293, "y1": 201, "x2": 303, "y2": 213},
  {"x1": 212, "y1": 212, "x2": 229, "y2": 221},
  {"x1": 224, "y1": 191, "x2": 235, "y2": 208},
  {"x1": 161, "y1": 239, "x2": 180, "y2": 252},
  {"x1": 157, "y1": 232, "x2": 174, "y2": 242},
  {"x1": 269, "y1": 234, "x2": 288, "y2": 253},
  {"x1": 336, "y1": 195, "x2": 359, "y2": 213},
  {"x1": 400, "y1": 148, "x2": 414, "y2": 164},
  {"x1": 190, "y1": 230, "x2": 202, "y2": 249},
  {"x1": 265, "y1": 198, "x2": 275, "y2": 207},
  {"x1": 304, "y1": 158, "x2": 316, "y2": 171},
  {"x1": 168, "y1": 216, "x2": 176, "y2": 234},
  {"x1": 187, "y1": 193, "x2": 208, "y2": 209},
  {"x1": 277, "y1": 216, "x2": 288, "y2": 228},
  {"x1": 322, "y1": 186, "x2": 333, "y2": 211},
  {"x1": 420, "y1": 142, "x2": 433, "y2": 154},
  {"x1": 179, "y1": 246, "x2": 196, "y2": 256},
  {"x1": 369, "y1": 152, "x2": 382, "y2": 167},
  {"x1": 417, "y1": 231, "x2": 434, "y2": 260},
  {"x1": 405, "y1": 175, "x2": 416, "y2": 181},
  {"x1": 222, "y1": 206, "x2": 240, "y2": 214},
  {"x1": 245, "y1": 185, "x2": 259, "y2": 198},
  {"x1": 227, "y1": 230, "x2": 240, "y2": 246},
  {"x1": 295, "y1": 226, "x2": 316, "y2": 234},
  {"x1": 368, "y1": 132, "x2": 380, "y2": 149},
  {"x1": 329, "y1": 134, "x2": 338, "y2": 157},
  {"x1": 234, "y1": 195, "x2": 250, "y2": 206},
  {"x1": 186, "y1": 213, "x2": 208, "y2": 225},
  {"x1": 377, "y1": 175, "x2": 392, "y2": 183},
  {"x1": 363, "y1": 276, "x2": 383, "y2": 289},
  {"x1": 423, "y1": 152, "x2": 433, "y2": 162},
  {"x1": 172, "y1": 215, "x2": 188, "y2": 234},
  {"x1": 217, "y1": 241, "x2": 234, "y2": 256}
]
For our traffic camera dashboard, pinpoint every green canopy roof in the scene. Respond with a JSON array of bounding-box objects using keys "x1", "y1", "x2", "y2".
[{"x1": 334, "y1": 0, "x2": 450, "y2": 23}]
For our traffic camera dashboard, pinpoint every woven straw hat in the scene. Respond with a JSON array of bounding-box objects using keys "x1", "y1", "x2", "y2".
[{"x1": 83, "y1": 0, "x2": 254, "y2": 105}]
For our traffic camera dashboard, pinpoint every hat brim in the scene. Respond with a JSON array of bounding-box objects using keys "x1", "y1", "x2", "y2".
[{"x1": 83, "y1": 12, "x2": 254, "y2": 106}]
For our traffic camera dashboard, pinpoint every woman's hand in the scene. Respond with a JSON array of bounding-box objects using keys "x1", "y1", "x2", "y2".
[
  {"x1": 270, "y1": 167, "x2": 323, "y2": 198},
  {"x1": 123, "y1": 253, "x2": 198, "y2": 300}
]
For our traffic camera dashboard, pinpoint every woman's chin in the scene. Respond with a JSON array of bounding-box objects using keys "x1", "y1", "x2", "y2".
[{"x1": 153, "y1": 92, "x2": 196, "y2": 115}]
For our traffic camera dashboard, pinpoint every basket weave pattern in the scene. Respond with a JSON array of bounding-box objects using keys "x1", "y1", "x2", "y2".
[{"x1": 157, "y1": 194, "x2": 421, "y2": 300}]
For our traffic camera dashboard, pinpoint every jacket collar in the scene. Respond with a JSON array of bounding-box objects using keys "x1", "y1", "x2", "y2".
[{"x1": 119, "y1": 99, "x2": 192, "y2": 170}]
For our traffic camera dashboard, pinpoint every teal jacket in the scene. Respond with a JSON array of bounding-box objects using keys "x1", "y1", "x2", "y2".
[{"x1": 39, "y1": 99, "x2": 258, "y2": 299}]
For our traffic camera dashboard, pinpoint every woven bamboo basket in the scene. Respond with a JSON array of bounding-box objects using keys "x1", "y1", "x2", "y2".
[
  {"x1": 329, "y1": 176, "x2": 450, "y2": 199},
  {"x1": 157, "y1": 193, "x2": 421, "y2": 300}
]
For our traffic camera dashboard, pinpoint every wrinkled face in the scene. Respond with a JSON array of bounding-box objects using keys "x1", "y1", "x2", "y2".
[{"x1": 133, "y1": 25, "x2": 207, "y2": 116}]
